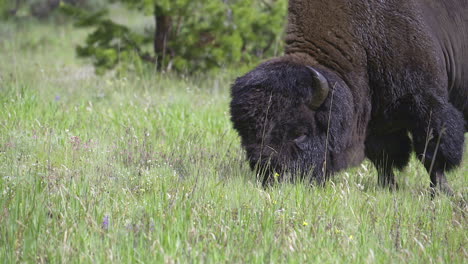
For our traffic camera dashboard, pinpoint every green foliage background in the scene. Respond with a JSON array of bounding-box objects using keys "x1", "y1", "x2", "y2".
[{"x1": 62, "y1": 0, "x2": 287, "y2": 73}]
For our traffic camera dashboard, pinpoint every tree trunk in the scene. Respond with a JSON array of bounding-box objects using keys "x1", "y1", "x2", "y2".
[
  {"x1": 154, "y1": 5, "x2": 172, "y2": 69},
  {"x1": 8, "y1": 0, "x2": 22, "y2": 16}
]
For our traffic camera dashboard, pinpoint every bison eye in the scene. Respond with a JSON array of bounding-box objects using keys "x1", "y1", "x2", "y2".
[{"x1": 293, "y1": 135, "x2": 308, "y2": 148}]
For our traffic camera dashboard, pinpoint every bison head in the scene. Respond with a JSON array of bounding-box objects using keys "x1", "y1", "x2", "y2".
[{"x1": 230, "y1": 58, "x2": 355, "y2": 185}]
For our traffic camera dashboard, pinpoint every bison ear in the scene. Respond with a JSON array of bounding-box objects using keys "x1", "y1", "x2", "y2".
[{"x1": 306, "y1": 66, "x2": 330, "y2": 110}]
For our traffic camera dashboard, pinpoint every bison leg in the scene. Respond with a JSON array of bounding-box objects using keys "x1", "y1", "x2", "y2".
[
  {"x1": 365, "y1": 130, "x2": 412, "y2": 189},
  {"x1": 429, "y1": 171, "x2": 454, "y2": 197},
  {"x1": 410, "y1": 103, "x2": 465, "y2": 196}
]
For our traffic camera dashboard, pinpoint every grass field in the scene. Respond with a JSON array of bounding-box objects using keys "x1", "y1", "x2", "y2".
[{"x1": 0, "y1": 21, "x2": 467, "y2": 263}]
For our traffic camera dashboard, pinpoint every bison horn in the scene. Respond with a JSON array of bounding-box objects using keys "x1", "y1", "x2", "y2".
[{"x1": 306, "y1": 66, "x2": 330, "y2": 109}]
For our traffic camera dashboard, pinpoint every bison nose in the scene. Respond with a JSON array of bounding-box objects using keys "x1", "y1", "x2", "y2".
[
  {"x1": 248, "y1": 158, "x2": 259, "y2": 170},
  {"x1": 248, "y1": 154, "x2": 276, "y2": 169},
  {"x1": 257, "y1": 146, "x2": 280, "y2": 163},
  {"x1": 262, "y1": 145, "x2": 279, "y2": 155},
  {"x1": 249, "y1": 157, "x2": 273, "y2": 171}
]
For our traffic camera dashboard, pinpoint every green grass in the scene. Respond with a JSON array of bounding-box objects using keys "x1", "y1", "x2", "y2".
[{"x1": 0, "y1": 21, "x2": 467, "y2": 263}]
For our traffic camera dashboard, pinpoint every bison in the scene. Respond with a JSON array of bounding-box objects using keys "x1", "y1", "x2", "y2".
[{"x1": 230, "y1": 0, "x2": 467, "y2": 193}]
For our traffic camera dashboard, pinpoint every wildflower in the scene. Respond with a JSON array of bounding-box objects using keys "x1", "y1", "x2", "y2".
[
  {"x1": 102, "y1": 215, "x2": 109, "y2": 230},
  {"x1": 303, "y1": 221, "x2": 308, "y2": 226},
  {"x1": 349, "y1": 235, "x2": 354, "y2": 240},
  {"x1": 70, "y1": 136, "x2": 81, "y2": 150},
  {"x1": 274, "y1": 172, "x2": 280, "y2": 181}
]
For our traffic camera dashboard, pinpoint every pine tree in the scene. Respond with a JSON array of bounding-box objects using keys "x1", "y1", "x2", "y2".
[{"x1": 62, "y1": 0, "x2": 287, "y2": 73}]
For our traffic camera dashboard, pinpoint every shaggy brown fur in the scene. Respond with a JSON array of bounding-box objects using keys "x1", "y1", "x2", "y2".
[{"x1": 230, "y1": 0, "x2": 467, "y2": 193}]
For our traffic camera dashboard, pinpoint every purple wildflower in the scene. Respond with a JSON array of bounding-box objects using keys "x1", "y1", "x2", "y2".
[{"x1": 102, "y1": 215, "x2": 109, "y2": 230}]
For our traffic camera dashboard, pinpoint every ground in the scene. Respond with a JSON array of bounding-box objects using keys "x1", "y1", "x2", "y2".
[{"x1": 0, "y1": 20, "x2": 467, "y2": 263}]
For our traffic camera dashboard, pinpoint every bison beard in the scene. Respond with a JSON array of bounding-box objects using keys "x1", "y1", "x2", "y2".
[{"x1": 230, "y1": 0, "x2": 467, "y2": 194}]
